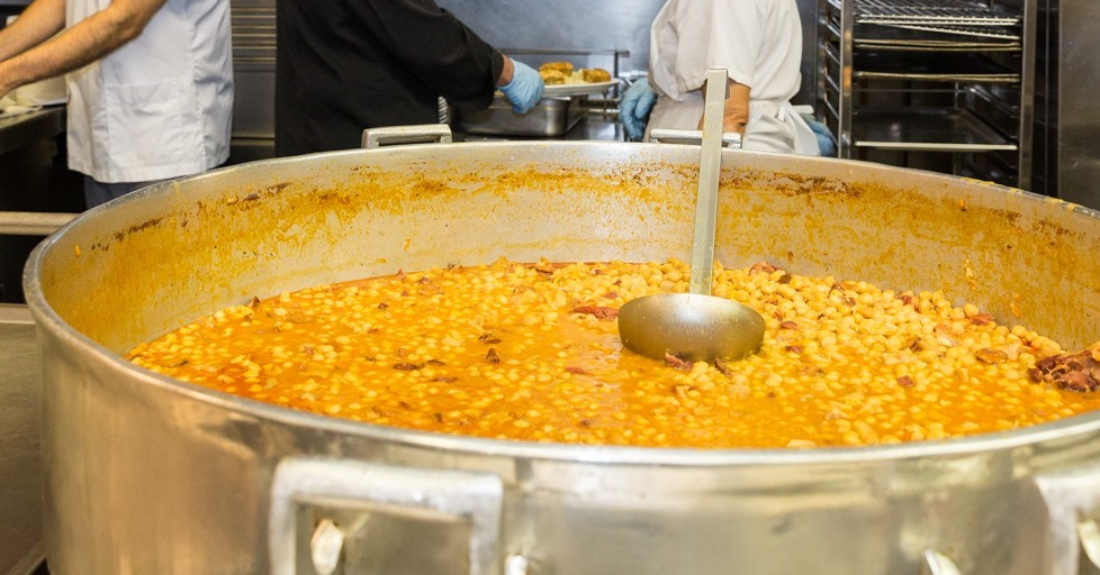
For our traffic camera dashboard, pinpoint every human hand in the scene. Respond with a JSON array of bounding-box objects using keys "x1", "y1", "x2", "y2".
[
  {"x1": 620, "y1": 80, "x2": 657, "y2": 141},
  {"x1": 498, "y1": 58, "x2": 545, "y2": 114}
]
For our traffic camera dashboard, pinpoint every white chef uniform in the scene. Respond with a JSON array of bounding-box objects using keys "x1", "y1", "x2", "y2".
[
  {"x1": 645, "y1": 0, "x2": 819, "y2": 155},
  {"x1": 66, "y1": 0, "x2": 233, "y2": 183}
]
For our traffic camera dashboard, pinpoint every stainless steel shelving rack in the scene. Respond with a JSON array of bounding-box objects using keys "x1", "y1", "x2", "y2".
[{"x1": 817, "y1": 0, "x2": 1037, "y2": 188}]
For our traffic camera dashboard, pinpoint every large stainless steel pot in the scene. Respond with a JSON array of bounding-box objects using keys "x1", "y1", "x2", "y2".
[{"x1": 24, "y1": 128, "x2": 1100, "y2": 575}]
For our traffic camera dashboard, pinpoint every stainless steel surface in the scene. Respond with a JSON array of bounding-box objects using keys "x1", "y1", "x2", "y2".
[
  {"x1": 818, "y1": 0, "x2": 1036, "y2": 187},
  {"x1": 618, "y1": 293, "x2": 766, "y2": 362},
  {"x1": 619, "y1": 71, "x2": 766, "y2": 363},
  {"x1": 857, "y1": 0, "x2": 1020, "y2": 25},
  {"x1": 1043, "y1": 0, "x2": 1100, "y2": 208},
  {"x1": 361, "y1": 124, "x2": 453, "y2": 149},
  {"x1": 270, "y1": 458, "x2": 503, "y2": 575},
  {"x1": 648, "y1": 129, "x2": 743, "y2": 148},
  {"x1": 230, "y1": 0, "x2": 276, "y2": 140},
  {"x1": 0, "y1": 107, "x2": 63, "y2": 156},
  {"x1": 24, "y1": 141, "x2": 1100, "y2": 574},
  {"x1": 853, "y1": 51, "x2": 1020, "y2": 82},
  {"x1": 562, "y1": 112, "x2": 622, "y2": 141},
  {"x1": 686, "y1": 71, "x2": 725, "y2": 298},
  {"x1": 0, "y1": 304, "x2": 44, "y2": 575},
  {"x1": 854, "y1": 29, "x2": 1021, "y2": 50},
  {"x1": 853, "y1": 107, "x2": 1018, "y2": 151},
  {"x1": 452, "y1": 97, "x2": 579, "y2": 138},
  {"x1": 0, "y1": 212, "x2": 78, "y2": 236}
]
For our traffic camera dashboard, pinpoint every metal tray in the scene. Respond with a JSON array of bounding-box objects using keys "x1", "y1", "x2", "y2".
[
  {"x1": 853, "y1": 24, "x2": 1021, "y2": 51},
  {"x1": 451, "y1": 96, "x2": 581, "y2": 138},
  {"x1": 854, "y1": 51, "x2": 1020, "y2": 82}
]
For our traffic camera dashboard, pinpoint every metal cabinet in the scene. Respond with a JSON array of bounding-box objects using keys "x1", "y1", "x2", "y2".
[{"x1": 817, "y1": 0, "x2": 1037, "y2": 189}]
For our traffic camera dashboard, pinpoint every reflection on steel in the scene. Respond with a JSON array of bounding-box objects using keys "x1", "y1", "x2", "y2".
[
  {"x1": 1079, "y1": 520, "x2": 1100, "y2": 569},
  {"x1": 922, "y1": 549, "x2": 963, "y2": 575},
  {"x1": 0, "y1": 212, "x2": 77, "y2": 236}
]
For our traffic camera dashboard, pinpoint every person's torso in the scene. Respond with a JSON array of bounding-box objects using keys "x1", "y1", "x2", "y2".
[
  {"x1": 66, "y1": 0, "x2": 234, "y2": 183},
  {"x1": 274, "y1": 0, "x2": 441, "y2": 156},
  {"x1": 646, "y1": 0, "x2": 815, "y2": 154},
  {"x1": 650, "y1": 0, "x2": 803, "y2": 103}
]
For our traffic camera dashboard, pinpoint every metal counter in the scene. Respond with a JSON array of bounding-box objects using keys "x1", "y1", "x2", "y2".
[{"x1": 0, "y1": 108, "x2": 63, "y2": 157}]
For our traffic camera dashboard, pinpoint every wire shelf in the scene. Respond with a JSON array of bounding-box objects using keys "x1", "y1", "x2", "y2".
[{"x1": 856, "y1": 0, "x2": 1020, "y2": 26}]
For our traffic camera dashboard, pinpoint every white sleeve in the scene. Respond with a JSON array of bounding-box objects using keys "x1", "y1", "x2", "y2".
[{"x1": 669, "y1": 0, "x2": 761, "y2": 93}]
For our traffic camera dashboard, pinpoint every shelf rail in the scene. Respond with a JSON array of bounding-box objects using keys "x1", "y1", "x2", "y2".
[{"x1": 0, "y1": 211, "x2": 78, "y2": 236}]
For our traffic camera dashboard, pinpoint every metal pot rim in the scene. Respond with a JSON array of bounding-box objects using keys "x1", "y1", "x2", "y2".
[{"x1": 25, "y1": 141, "x2": 1100, "y2": 467}]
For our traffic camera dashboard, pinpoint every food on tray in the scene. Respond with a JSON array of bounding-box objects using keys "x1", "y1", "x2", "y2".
[
  {"x1": 538, "y1": 63, "x2": 613, "y2": 86},
  {"x1": 539, "y1": 61, "x2": 575, "y2": 75},
  {"x1": 540, "y1": 69, "x2": 568, "y2": 85},
  {"x1": 128, "y1": 258, "x2": 1100, "y2": 449},
  {"x1": 582, "y1": 68, "x2": 612, "y2": 83}
]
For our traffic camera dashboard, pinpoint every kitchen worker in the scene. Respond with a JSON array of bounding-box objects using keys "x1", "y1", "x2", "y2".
[
  {"x1": 275, "y1": 0, "x2": 544, "y2": 156},
  {"x1": 0, "y1": 0, "x2": 233, "y2": 208},
  {"x1": 620, "y1": 0, "x2": 824, "y2": 156}
]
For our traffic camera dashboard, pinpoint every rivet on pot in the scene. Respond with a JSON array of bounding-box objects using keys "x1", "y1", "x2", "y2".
[{"x1": 310, "y1": 518, "x2": 344, "y2": 575}]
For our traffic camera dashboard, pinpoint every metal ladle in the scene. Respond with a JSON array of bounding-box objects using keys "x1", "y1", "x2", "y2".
[{"x1": 617, "y1": 68, "x2": 766, "y2": 363}]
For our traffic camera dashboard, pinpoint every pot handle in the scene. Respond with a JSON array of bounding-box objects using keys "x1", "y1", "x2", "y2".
[
  {"x1": 268, "y1": 456, "x2": 504, "y2": 575},
  {"x1": 361, "y1": 124, "x2": 454, "y2": 149},
  {"x1": 1033, "y1": 462, "x2": 1100, "y2": 572},
  {"x1": 649, "y1": 128, "x2": 743, "y2": 149}
]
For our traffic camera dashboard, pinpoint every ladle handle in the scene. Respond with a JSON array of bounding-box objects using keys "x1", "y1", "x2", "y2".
[{"x1": 689, "y1": 68, "x2": 729, "y2": 296}]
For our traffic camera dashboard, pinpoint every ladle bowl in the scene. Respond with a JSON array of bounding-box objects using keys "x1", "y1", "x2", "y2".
[
  {"x1": 617, "y1": 68, "x2": 767, "y2": 363},
  {"x1": 618, "y1": 293, "x2": 765, "y2": 362}
]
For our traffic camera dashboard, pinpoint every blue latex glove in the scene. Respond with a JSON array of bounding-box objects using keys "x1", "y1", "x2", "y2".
[
  {"x1": 802, "y1": 115, "x2": 837, "y2": 157},
  {"x1": 499, "y1": 60, "x2": 545, "y2": 114},
  {"x1": 620, "y1": 80, "x2": 657, "y2": 141}
]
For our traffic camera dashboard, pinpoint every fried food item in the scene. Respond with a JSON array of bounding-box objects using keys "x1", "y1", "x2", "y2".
[
  {"x1": 540, "y1": 61, "x2": 574, "y2": 75},
  {"x1": 540, "y1": 69, "x2": 568, "y2": 85},
  {"x1": 582, "y1": 68, "x2": 612, "y2": 83}
]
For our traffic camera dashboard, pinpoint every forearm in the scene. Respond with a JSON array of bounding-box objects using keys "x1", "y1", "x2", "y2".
[
  {"x1": 0, "y1": 0, "x2": 162, "y2": 96},
  {"x1": 0, "y1": 0, "x2": 66, "y2": 63},
  {"x1": 496, "y1": 55, "x2": 514, "y2": 87}
]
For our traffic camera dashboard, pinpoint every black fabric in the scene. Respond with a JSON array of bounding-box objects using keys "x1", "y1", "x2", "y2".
[{"x1": 275, "y1": 0, "x2": 504, "y2": 156}]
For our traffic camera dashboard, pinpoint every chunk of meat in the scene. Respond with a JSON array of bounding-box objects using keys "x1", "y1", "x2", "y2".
[{"x1": 1029, "y1": 343, "x2": 1100, "y2": 392}]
